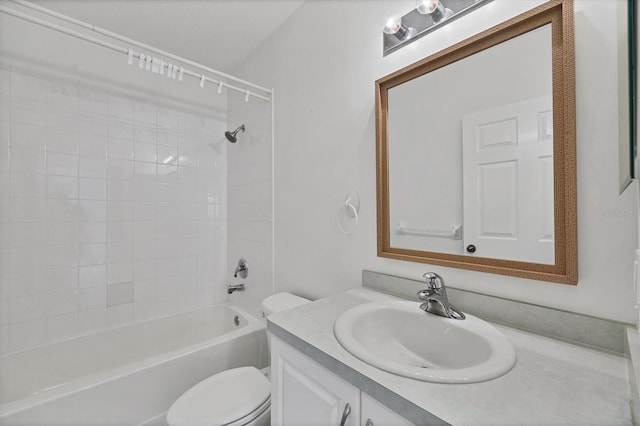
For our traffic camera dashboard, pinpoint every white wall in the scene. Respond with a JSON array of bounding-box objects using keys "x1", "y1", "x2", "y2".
[
  {"x1": 233, "y1": 0, "x2": 638, "y2": 323},
  {"x1": 0, "y1": 11, "x2": 230, "y2": 353}
]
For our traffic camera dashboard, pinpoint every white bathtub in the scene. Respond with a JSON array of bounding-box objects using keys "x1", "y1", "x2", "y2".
[{"x1": 0, "y1": 304, "x2": 268, "y2": 425}]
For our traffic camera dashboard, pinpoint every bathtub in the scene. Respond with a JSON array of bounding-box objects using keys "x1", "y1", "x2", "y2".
[{"x1": 0, "y1": 304, "x2": 268, "y2": 425}]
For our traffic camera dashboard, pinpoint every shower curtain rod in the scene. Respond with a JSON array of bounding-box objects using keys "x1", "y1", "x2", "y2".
[{"x1": 0, "y1": 0, "x2": 272, "y2": 102}]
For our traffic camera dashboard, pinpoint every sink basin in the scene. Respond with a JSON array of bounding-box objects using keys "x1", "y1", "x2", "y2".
[{"x1": 334, "y1": 301, "x2": 516, "y2": 383}]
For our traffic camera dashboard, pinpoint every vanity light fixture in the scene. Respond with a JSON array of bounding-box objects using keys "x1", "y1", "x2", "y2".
[{"x1": 382, "y1": 0, "x2": 493, "y2": 56}]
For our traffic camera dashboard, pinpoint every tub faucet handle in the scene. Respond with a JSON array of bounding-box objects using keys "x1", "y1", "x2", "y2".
[{"x1": 234, "y1": 258, "x2": 248, "y2": 279}]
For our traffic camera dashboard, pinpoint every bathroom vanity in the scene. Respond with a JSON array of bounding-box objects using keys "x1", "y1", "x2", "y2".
[{"x1": 267, "y1": 285, "x2": 633, "y2": 425}]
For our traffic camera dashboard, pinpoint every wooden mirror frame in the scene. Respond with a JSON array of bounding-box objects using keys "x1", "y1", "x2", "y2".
[{"x1": 376, "y1": 0, "x2": 577, "y2": 284}]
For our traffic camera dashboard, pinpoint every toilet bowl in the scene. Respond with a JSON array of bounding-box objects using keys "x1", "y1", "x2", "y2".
[{"x1": 166, "y1": 293, "x2": 310, "y2": 426}]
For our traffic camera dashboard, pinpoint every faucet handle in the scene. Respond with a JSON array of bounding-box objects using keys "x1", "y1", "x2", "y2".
[{"x1": 423, "y1": 272, "x2": 444, "y2": 289}]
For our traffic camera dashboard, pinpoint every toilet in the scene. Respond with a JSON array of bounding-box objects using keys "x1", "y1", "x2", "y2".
[{"x1": 166, "y1": 293, "x2": 310, "y2": 426}]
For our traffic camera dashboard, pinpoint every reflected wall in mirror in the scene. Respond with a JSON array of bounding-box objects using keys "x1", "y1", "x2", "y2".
[{"x1": 376, "y1": 0, "x2": 577, "y2": 284}]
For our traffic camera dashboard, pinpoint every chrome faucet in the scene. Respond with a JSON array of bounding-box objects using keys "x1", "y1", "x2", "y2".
[{"x1": 417, "y1": 272, "x2": 465, "y2": 320}]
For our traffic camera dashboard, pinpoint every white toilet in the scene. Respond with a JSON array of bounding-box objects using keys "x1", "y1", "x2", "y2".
[{"x1": 166, "y1": 293, "x2": 310, "y2": 426}]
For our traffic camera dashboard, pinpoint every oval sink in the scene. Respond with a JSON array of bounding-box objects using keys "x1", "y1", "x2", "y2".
[{"x1": 334, "y1": 301, "x2": 516, "y2": 383}]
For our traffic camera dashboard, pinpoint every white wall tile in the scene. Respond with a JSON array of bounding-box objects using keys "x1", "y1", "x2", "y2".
[
  {"x1": 46, "y1": 312, "x2": 78, "y2": 342},
  {"x1": 134, "y1": 127, "x2": 156, "y2": 145},
  {"x1": 78, "y1": 221, "x2": 107, "y2": 243},
  {"x1": 133, "y1": 259, "x2": 156, "y2": 281},
  {"x1": 107, "y1": 221, "x2": 132, "y2": 242},
  {"x1": 46, "y1": 175, "x2": 77, "y2": 199},
  {"x1": 0, "y1": 69, "x2": 11, "y2": 96},
  {"x1": 44, "y1": 267, "x2": 77, "y2": 293},
  {"x1": 7, "y1": 173, "x2": 47, "y2": 198},
  {"x1": 47, "y1": 152, "x2": 78, "y2": 176},
  {"x1": 78, "y1": 243, "x2": 107, "y2": 267},
  {"x1": 108, "y1": 201, "x2": 133, "y2": 221},
  {"x1": 107, "y1": 303, "x2": 133, "y2": 326},
  {"x1": 108, "y1": 138, "x2": 134, "y2": 160},
  {"x1": 46, "y1": 222, "x2": 77, "y2": 245},
  {"x1": 107, "y1": 281, "x2": 133, "y2": 306},
  {"x1": 134, "y1": 221, "x2": 156, "y2": 241},
  {"x1": 0, "y1": 150, "x2": 7, "y2": 176},
  {"x1": 79, "y1": 264, "x2": 107, "y2": 288},
  {"x1": 134, "y1": 102, "x2": 156, "y2": 126},
  {"x1": 10, "y1": 222, "x2": 45, "y2": 247},
  {"x1": 107, "y1": 262, "x2": 133, "y2": 285},
  {"x1": 108, "y1": 159, "x2": 133, "y2": 181},
  {"x1": 10, "y1": 270, "x2": 44, "y2": 298},
  {"x1": 46, "y1": 128, "x2": 78, "y2": 153},
  {"x1": 133, "y1": 161, "x2": 156, "y2": 182},
  {"x1": 108, "y1": 241, "x2": 133, "y2": 264},
  {"x1": 10, "y1": 294, "x2": 45, "y2": 322},
  {"x1": 78, "y1": 307, "x2": 107, "y2": 334},
  {"x1": 157, "y1": 130, "x2": 178, "y2": 147},
  {"x1": 46, "y1": 107, "x2": 79, "y2": 131},
  {"x1": 79, "y1": 177, "x2": 107, "y2": 200},
  {"x1": 9, "y1": 318, "x2": 45, "y2": 351},
  {"x1": 46, "y1": 290, "x2": 78, "y2": 317},
  {"x1": 45, "y1": 244, "x2": 77, "y2": 269},
  {"x1": 133, "y1": 299, "x2": 156, "y2": 321},
  {"x1": 10, "y1": 198, "x2": 46, "y2": 222},
  {"x1": 11, "y1": 123, "x2": 46, "y2": 150},
  {"x1": 79, "y1": 200, "x2": 107, "y2": 222},
  {"x1": 11, "y1": 147, "x2": 46, "y2": 173},
  {"x1": 10, "y1": 247, "x2": 45, "y2": 273},
  {"x1": 46, "y1": 80, "x2": 78, "y2": 109},
  {"x1": 79, "y1": 156, "x2": 107, "y2": 178},
  {"x1": 79, "y1": 286, "x2": 106, "y2": 310},
  {"x1": 11, "y1": 73, "x2": 46, "y2": 103},
  {"x1": 0, "y1": 296, "x2": 9, "y2": 326},
  {"x1": 134, "y1": 141, "x2": 156, "y2": 163},
  {"x1": 79, "y1": 134, "x2": 108, "y2": 157},
  {"x1": 47, "y1": 199, "x2": 78, "y2": 222},
  {"x1": 0, "y1": 324, "x2": 8, "y2": 355},
  {"x1": 108, "y1": 95, "x2": 133, "y2": 121},
  {"x1": 11, "y1": 100, "x2": 45, "y2": 126},
  {"x1": 134, "y1": 240, "x2": 156, "y2": 260}
]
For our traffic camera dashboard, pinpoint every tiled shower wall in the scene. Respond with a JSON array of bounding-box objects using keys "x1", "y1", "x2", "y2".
[{"x1": 0, "y1": 66, "x2": 228, "y2": 354}]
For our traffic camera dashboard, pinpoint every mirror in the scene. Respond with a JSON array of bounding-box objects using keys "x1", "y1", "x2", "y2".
[
  {"x1": 376, "y1": 0, "x2": 578, "y2": 284},
  {"x1": 619, "y1": 0, "x2": 636, "y2": 193}
]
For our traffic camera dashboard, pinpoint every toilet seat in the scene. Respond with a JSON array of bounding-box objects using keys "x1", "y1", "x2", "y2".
[{"x1": 166, "y1": 366, "x2": 271, "y2": 426}]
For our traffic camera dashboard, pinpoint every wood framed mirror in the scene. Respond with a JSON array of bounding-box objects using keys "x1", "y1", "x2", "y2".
[{"x1": 376, "y1": 0, "x2": 577, "y2": 284}]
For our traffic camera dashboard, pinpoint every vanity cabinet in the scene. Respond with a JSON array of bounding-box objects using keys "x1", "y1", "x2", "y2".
[{"x1": 270, "y1": 335, "x2": 412, "y2": 426}]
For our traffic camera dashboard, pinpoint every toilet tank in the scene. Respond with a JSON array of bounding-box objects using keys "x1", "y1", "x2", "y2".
[{"x1": 261, "y1": 293, "x2": 310, "y2": 317}]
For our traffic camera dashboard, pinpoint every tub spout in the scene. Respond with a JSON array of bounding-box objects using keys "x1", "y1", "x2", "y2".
[{"x1": 227, "y1": 284, "x2": 245, "y2": 294}]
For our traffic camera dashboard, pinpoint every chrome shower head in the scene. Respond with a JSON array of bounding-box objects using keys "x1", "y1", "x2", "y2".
[{"x1": 225, "y1": 124, "x2": 245, "y2": 143}]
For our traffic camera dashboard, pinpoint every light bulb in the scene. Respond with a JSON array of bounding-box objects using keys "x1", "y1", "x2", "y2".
[
  {"x1": 382, "y1": 15, "x2": 416, "y2": 41},
  {"x1": 416, "y1": 0, "x2": 453, "y2": 23}
]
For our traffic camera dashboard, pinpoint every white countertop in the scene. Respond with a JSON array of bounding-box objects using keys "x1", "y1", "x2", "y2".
[{"x1": 268, "y1": 287, "x2": 632, "y2": 425}]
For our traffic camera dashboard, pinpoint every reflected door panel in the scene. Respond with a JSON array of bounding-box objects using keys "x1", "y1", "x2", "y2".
[{"x1": 462, "y1": 96, "x2": 554, "y2": 264}]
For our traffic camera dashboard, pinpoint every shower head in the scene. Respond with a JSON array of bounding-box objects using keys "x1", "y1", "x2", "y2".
[{"x1": 225, "y1": 124, "x2": 245, "y2": 143}]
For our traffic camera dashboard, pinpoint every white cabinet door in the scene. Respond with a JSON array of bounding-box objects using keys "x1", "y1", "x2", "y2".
[
  {"x1": 271, "y1": 336, "x2": 360, "y2": 426},
  {"x1": 361, "y1": 393, "x2": 413, "y2": 426},
  {"x1": 462, "y1": 96, "x2": 554, "y2": 264}
]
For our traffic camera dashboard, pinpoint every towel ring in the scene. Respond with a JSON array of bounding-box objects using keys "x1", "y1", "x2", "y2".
[{"x1": 337, "y1": 192, "x2": 360, "y2": 234}]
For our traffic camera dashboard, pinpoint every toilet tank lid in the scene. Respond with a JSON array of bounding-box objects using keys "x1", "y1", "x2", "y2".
[
  {"x1": 262, "y1": 292, "x2": 310, "y2": 316},
  {"x1": 167, "y1": 367, "x2": 270, "y2": 425}
]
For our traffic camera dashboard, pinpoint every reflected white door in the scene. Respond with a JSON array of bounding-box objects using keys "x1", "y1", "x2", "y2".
[{"x1": 462, "y1": 96, "x2": 554, "y2": 264}]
